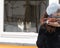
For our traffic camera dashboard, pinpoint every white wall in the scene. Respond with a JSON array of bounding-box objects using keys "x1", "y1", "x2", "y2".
[{"x1": 49, "y1": 0, "x2": 59, "y2": 5}]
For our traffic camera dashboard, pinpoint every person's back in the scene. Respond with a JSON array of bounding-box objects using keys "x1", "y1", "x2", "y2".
[
  {"x1": 36, "y1": 25, "x2": 49, "y2": 48},
  {"x1": 48, "y1": 27, "x2": 60, "y2": 48},
  {"x1": 36, "y1": 26, "x2": 60, "y2": 48}
]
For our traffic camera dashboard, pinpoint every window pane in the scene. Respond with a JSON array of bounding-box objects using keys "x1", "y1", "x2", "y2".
[{"x1": 4, "y1": 0, "x2": 49, "y2": 33}]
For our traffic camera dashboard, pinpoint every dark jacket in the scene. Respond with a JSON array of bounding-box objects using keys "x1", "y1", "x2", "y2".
[{"x1": 36, "y1": 25, "x2": 60, "y2": 48}]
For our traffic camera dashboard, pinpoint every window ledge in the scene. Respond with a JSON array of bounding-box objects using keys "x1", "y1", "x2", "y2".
[{"x1": 0, "y1": 32, "x2": 38, "y2": 45}]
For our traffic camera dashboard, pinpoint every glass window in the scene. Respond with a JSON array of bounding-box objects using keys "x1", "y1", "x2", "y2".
[{"x1": 4, "y1": 0, "x2": 49, "y2": 33}]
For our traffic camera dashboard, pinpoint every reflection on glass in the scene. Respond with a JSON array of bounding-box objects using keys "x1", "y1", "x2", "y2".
[
  {"x1": 4, "y1": 0, "x2": 36, "y2": 32},
  {"x1": 4, "y1": 0, "x2": 48, "y2": 33}
]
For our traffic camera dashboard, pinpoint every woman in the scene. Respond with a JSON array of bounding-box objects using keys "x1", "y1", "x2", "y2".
[{"x1": 36, "y1": 3, "x2": 60, "y2": 48}]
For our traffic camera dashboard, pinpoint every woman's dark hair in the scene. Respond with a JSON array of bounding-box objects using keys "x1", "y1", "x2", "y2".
[
  {"x1": 40, "y1": 12, "x2": 56, "y2": 32},
  {"x1": 43, "y1": 12, "x2": 48, "y2": 18}
]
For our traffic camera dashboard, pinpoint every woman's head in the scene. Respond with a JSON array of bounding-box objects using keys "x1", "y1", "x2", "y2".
[
  {"x1": 41, "y1": 3, "x2": 60, "y2": 32},
  {"x1": 46, "y1": 3, "x2": 60, "y2": 16}
]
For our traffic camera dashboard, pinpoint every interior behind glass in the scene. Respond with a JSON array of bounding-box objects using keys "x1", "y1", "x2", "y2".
[{"x1": 4, "y1": 0, "x2": 48, "y2": 32}]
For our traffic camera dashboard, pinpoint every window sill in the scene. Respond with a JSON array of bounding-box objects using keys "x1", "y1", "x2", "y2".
[{"x1": 0, "y1": 32, "x2": 38, "y2": 45}]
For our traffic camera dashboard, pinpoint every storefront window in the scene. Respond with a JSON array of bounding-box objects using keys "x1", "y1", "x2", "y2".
[{"x1": 4, "y1": 0, "x2": 48, "y2": 32}]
